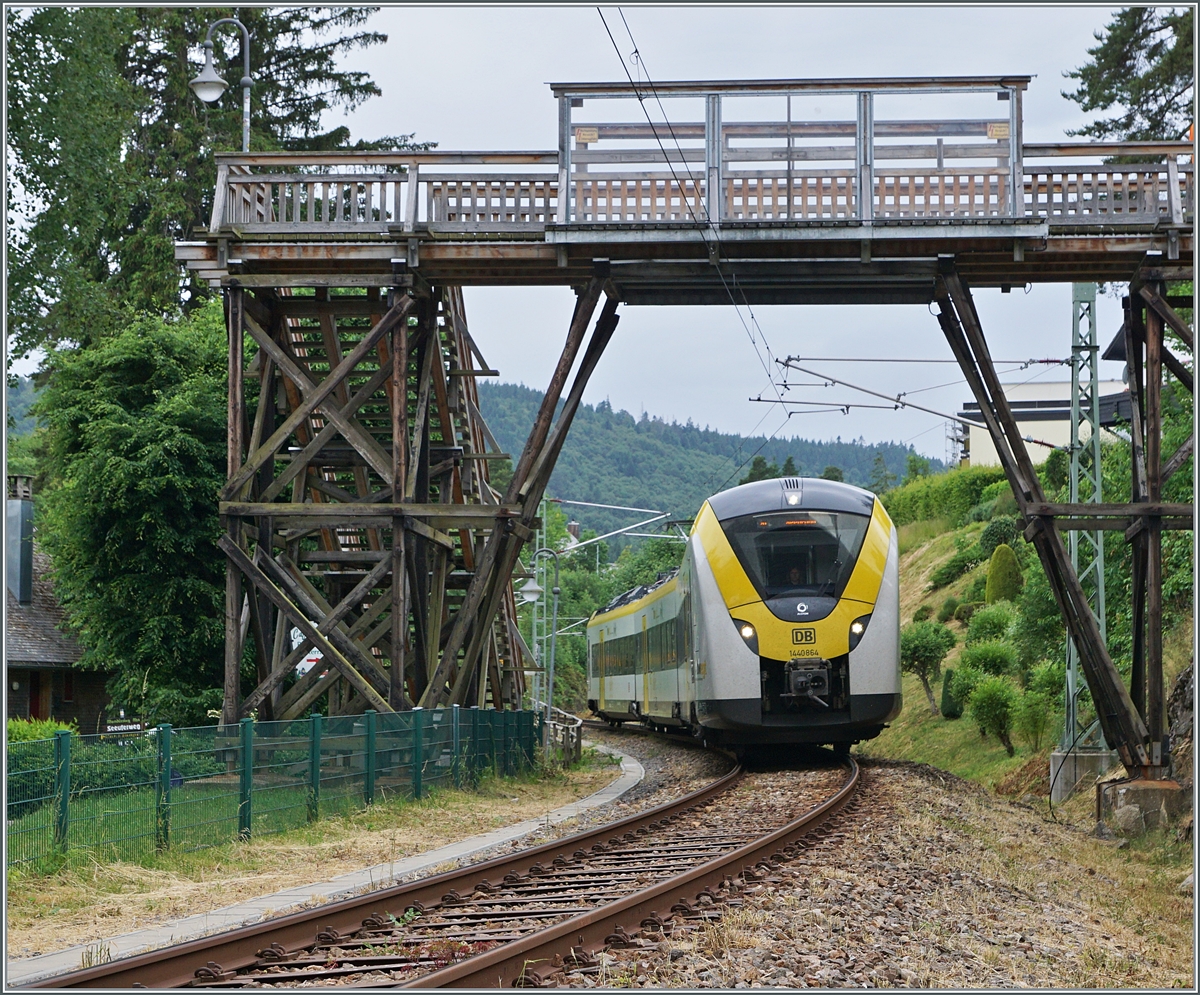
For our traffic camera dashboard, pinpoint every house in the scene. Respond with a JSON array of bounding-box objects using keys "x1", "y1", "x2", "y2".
[
  {"x1": 956, "y1": 381, "x2": 1131, "y2": 467},
  {"x1": 6, "y1": 475, "x2": 110, "y2": 731}
]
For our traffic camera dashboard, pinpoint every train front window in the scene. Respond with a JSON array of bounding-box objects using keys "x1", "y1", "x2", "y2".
[{"x1": 721, "y1": 511, "x2": 871, "y2": 600}]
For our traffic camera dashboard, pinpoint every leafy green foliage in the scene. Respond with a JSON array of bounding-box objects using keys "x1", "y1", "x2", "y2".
[
  {"x1": 1063, "y1": 7, "x2": 1194, "y2": 142},
  {"x1": 6, "y1": 7, "x2": 421, "y2": 360},
  {"x1": 738, "y1": 454, "x2": 798, "y2": 485},
  {"x1": 940, "y1": 669, "x2": 963, "y2": 720},
  {"x1": 881, "y1": 464, "x2": 1006, "y2": 526},
  {"x1": 936, "y1": 596, "x2": 960, "y2": 624},
  {"x1": 912, "y1": 604, "x2": 933, "y2": 623},
  {"x1": 928, "y1": 545, "x2": 983, "y2": 589},
  {"x1": 960, "y1": 640, "x2": 1019, "y2": 677},
  {"x1": 953, "y1": 601, "x2": 981, "y2": 624},
  {"x1": 34, "y1": 302, "x2": 228, "y2": 726},
  {"x1": 985, "y1": 543, "x2": 1024, "y2": 604},
  {"x1": 1013, "y1": 689, "x2": 1056, "y2": 752},
  {"x1": 868, "y1": 451, "x2": 898, "y2": 494},
  {"x1": 978, "y1": 518, "x2": 1018, "y2": 560},
  {"x1": 948, "y1": 663, "x2": 983, "y2": 710},
  {"x1": 900, "y1": 621, "x2": 956, "y2": 714},
  {"x1": 7, "y1": 717, "x2": 77, "y2": 743},
  {"x1": 904, "y1": 453, "x2": 930, "y2": 484},
  {"x1": 967, "y1": 676, "x2": 1019, "y2": 756},
  {"x1": 966, "y1": 602, "x2": 1018, "y2": 645},
  {"x1": 819, "y1": 465, "x2": 844, "y2": 481}
]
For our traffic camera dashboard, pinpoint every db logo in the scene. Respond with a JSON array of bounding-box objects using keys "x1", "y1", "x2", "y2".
[{"x1": 792, "y1": 628, "x2": 816, "y2": 645}]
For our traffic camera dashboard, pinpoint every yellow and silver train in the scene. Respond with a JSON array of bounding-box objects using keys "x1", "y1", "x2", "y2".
[{"x1": 586, "y1": 477, "x2": 901, "y2": 751}]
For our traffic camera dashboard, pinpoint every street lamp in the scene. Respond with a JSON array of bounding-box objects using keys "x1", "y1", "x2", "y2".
[
  {"x1": 190, "y1": 17, "x2": 253, "y2": 153},
  {"x1": 521, "y1": 548, "x2": 560, "y2": 748}
]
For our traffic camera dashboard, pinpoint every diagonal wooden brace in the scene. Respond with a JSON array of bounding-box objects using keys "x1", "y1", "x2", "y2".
[
  {"x1": 222, "y1": 297, "x2": 413, "y2": 499},
  {"x1": 219, "y1": 536, "x2": 392, "y2": 713}
]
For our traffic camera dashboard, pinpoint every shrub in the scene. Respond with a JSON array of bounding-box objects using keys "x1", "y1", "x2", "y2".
[
  {"x1": 949, "y1": 663, "x2": 984, "y2": 708},
  {"x1": 953, "y1": 601, "x2": 981, "y2": 624},
  {"x1": 1026, "y1": 659, "x2": 1067, "y2": 706},
  {"x1": 880, "y1": 465, "x2": 1007, "y2": 526},
  {"x1": 965, "y1": 572, "x2": 988, "y2": 603},
  {"x1": 979, "y1": 518, "x2": 1018, "y2": 559},
  {"x1": 966, "y1": 601, "x2": 1019, "y2": 644},
  {"x1": 960, "y1": 639, "x2": 1019, "y2": 676},
  {"x1": 985, "y1": 543, "x2": 1024, "y2": 604},
  {"x1": 912, "y1": 604, "x2": 933, "y2": 622},
  {"x1": 965, "y1": 499, "x2": 997, "y2": 523},
  {"x1": 900, "y1": 621, "x2": 957, "y2": 715},
  {"x1": 936, "y1": 596, "x2": 960, "y2": 623},
  {"x1": 1013, "y1": 689, "x2": 1056, "y2": 752},
  {"x1": 940, "y1": 668, "x2": 963, "y2": 719},
  {"x1": 1012, "y1": 567, "x2": 1066, "y2": 670},
  {"x1": 7, "y1": 717, "x2": 77, "y2": 743},
  {"x1": 968, "y1": 675, "x2": 1020, "y2": 755},
  {"x1": 979, "y1": 480, "x2": 1010, "y2": 504},
  {"x1": 929, "y1": 545, "x2": 983, "y2": 589}
]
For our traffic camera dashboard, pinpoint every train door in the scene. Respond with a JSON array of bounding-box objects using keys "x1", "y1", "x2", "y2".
[
  {"x1": 597, "y1": 630, "x2": 605, "y2": 711},
  {"x1": 641, "y1": 615, "x2": 649, "y2": 716}
]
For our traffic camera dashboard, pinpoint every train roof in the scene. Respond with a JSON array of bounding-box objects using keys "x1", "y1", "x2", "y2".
[
  {"x1": 590, "y1": 568, "x2": 679, "y2": 621},
  {"x1": 707, "y1": 476, "x2": 876, "y2": 521}
]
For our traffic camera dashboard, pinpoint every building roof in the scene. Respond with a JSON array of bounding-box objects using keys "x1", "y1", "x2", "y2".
[{"x1": 6, "y1": 549, "x2": 83, "y2": 667}]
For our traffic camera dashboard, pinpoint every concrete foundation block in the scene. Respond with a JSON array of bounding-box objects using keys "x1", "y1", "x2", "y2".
[
  {"x1": 1049, "y1": 748, "x2": 1118, "y2": 804},
  {"x1": 1098, "y1": 778, "x2": 1192, "y2": 837}
]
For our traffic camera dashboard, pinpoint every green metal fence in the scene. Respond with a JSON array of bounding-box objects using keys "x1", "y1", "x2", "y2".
[{"x1": 6, "y1": 707, "x2": 540, "y2": 867}]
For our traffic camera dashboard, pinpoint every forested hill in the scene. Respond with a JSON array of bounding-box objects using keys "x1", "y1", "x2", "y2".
[{"x1": 478, "y1": 381, "x2": 936, "y2": 539}]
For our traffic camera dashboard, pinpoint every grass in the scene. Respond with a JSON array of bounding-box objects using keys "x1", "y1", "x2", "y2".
[
  {"x1": 897, "y1": 517, "x2": 953, "y2": 556},
  {"x1": 7, "y1": 748, "x2": 620, "y2": 960}
]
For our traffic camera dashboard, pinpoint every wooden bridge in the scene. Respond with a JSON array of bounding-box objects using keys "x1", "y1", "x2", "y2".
[{"x1": 179, "y1": 77, "x2": 1193, "y2": 777}]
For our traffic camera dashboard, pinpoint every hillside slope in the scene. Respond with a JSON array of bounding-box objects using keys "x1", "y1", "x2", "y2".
[{"x1": 478, "y1": 381, "x2": 935, "y2": 537}]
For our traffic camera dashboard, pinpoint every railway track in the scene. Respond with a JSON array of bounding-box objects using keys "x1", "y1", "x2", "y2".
[{"x1": 33, "y1": 756, "x2": 858, "y2": 990}]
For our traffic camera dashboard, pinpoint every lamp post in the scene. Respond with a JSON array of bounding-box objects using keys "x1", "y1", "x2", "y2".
[
  {"x1": 190, "y1": 17, "x2": 253, "y2": 153},
  {"x1": 520, "y1": 549, "x2": 560, "y2": 749}
]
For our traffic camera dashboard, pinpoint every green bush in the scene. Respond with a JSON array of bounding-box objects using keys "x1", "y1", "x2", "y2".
[
  {"x1": 953, "y1": 601, "x2": 981, "y2": 624},
  {"x1": 936, "y1": 596, "x2": 960, "y2": 623},
  {"x1": 7, "y1": 718, "x2": 76, "y2": 743},
  {"x1": 965, "y1": 572, "x2": 988, "y2": 603},
  {"x1": 1026, "y1": 659, "x2": 1067, "y2": 706},
  {"x1": 881, "y1": 465, "x2": 1006, "y2": 526},
  {"x1": 912, "y1": 604, "x2": 933, "y2": 623},
  {"x1": 979, "y1": 518, "x2": 1018, "y2": 560},
  {"x1": 968, "y1": 675, "x2": 1020, "y2": 755},
  {"x1": 966, "y1": 601, "x2": 1019, "y2": 644},
  {"x1": 900, "y1": 621, "x2": 957, "y2": 715},
  {"x1": 1012, "y1": 567, "x2": 1067, "y2": 670},
  {"x1": 1013, "y1": 689, "x2": 1056, "y2": 752},
  {"x1": 979, "y1": 480, "x2": 1010, "y2": 504},
  {"x1": 965, "y1": 498, "x2": 997, "y2": 523},
  {"x1": 940, "y1": 668, "x2": 963, "y2": 719},
  {"x1": 929, "y1": 545, "x2": 983, "y2": 589},
  {"x1": 960, "y1": 639, "x2": 1019, "y2": 676},
  {"x1": 949, "y1": 663, "x2": 984, "y2": 709},
  {"x1": 985, "y1": 543, "x2": 1024, "y2": 604}
]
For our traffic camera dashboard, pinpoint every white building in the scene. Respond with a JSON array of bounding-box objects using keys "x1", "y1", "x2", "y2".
[{"x1": 957, "y1": 381, "x2": 1130, "y2": 467}]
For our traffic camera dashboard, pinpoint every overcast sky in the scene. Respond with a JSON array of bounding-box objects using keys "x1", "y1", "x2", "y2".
[{"x1": 325, "y1": 5, "x2": 1131, "y2": 460}]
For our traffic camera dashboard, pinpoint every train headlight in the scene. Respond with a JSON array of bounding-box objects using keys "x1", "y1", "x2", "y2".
[
  {"x1": 848, "y1": 614, "x2": 872, "y2": 651},
  {"x1": 733, "y1": 619, "x2": 758, "y2": 655}
]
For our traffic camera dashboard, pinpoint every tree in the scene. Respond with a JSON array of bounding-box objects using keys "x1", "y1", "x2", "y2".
[
  {"x1": 780, "y1": 456, "x2": 797, "y2": 476},
  {"x1": 868, "y1": 451, "x2": 897, "y2": 494},
  {"x1": 820, "y1": 465, "x2": 844, "y2": 482},
  {"x1": 900, "y1": 621, "x2": 956, "y2": 715},
  {"x1": 904, "y1": 453, "x2": 930, "y2": 484},
  {"x1": 968, "y1": 676, "x2": 1020, "y2": 756},
  {"x1": 6, "y1": 7, "x2": 427, "y2": 361},
  {"x1": 34, "y1": 301, "x2": 229, "y2": 726},
  {"x1": 1063, "y1": 8, "x2": 1194, "y2": 142},
  {"x1": 739, "y1": 455, "x2": 780, "y2": 485},
  {"x1": 985, "y1": 543, "x2": 1024, "y2": 604}
]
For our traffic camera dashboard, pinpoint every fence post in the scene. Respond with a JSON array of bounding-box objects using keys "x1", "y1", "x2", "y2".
[
  {"x1": 364, "y1": 710, "x2": 376, "y2": 805},
  {"x1": 238, "y1": 717, "x2": 253, "y2": 839},
  {"x1": 53, "y1": 730, "x2": 71, "y2": 851},
  {"x1": 308, "y1": 713, "x2": 322, "y2": 822},
  {"x1": 156, "y1": 724, "x2": 173, "y2": 851},
  {"x1": 411, "y1": 708, "x2": 425, "y2": 800},
  {"x1": 470, "y1": 707, "x2": 480, "y2": 784},
  {"x1": 451, "y1": 704, "x2": 462, "y2": 789}
]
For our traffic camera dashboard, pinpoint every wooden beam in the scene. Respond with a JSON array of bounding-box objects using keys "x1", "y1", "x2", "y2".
[
  {"x1": 1024, "y1": 501, "x2": 1193, "y2": 518},
  {"x1": 1139, "y1": 284, "x2": 1194, "y2": 352},
  {"x1": 1163, "y1": 434, "x2": 1193, "y2": 483}
]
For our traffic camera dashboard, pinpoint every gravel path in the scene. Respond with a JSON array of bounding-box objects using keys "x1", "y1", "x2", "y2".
[{"x1": 545, "y1": 744, "x2": 1191, "y2": 990}]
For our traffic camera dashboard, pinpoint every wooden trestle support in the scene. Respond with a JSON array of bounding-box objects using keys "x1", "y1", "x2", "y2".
[
  {"x1": 935, "y1": 261, "x2": 1192, "y2": 777},
  {"x1": 217, "y1": 273, "x2": 619, "y2": 723}
]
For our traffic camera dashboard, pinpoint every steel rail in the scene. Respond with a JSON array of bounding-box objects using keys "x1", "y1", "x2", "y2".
[
  {"x1": 26, "y1": 765, "x2": 744, "y2": 989},
  {"x1": 404, "y1": 756, "x2": 859, "y2": 988}
]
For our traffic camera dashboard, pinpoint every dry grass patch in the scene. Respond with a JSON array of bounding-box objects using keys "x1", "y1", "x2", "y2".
[{"x1": 7, "y1": 758, "x2": 619, "y2": 960}]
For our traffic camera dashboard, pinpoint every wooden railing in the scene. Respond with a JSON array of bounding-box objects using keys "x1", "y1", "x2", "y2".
[{"x1": 207, "y1": 146, "x2": 1192, "y2": 233}]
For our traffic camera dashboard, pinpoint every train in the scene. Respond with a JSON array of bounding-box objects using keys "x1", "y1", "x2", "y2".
[{"x1": 586, "y1": 476, "x2": 901, "y2": 753}]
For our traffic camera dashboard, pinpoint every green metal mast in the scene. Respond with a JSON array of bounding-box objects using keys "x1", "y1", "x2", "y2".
[{"x1": 1063, "y1": 282, "x2": 1107, "y2": 750}]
